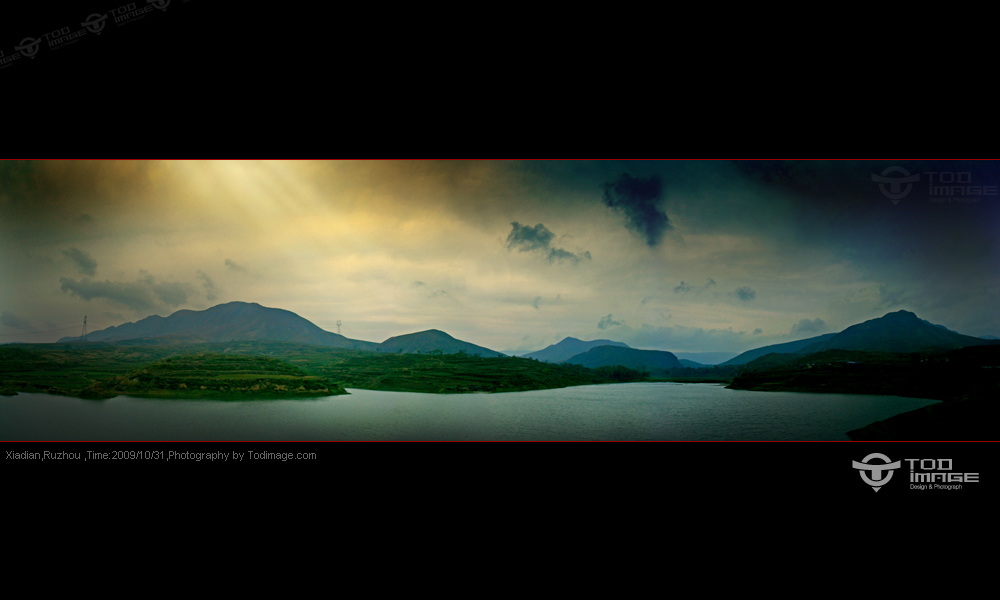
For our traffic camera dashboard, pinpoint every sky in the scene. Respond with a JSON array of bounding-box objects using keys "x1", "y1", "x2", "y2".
[{"x1": 1, "y1": 160, "x2": 998, "y2": 353}]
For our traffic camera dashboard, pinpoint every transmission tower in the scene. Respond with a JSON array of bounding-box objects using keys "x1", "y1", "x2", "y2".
[
  {"x1": 81, "y1": 316, "x2": 88, "y2": 342},
  {"x1": 336, "y1": 320, "x2": 342, "y2": 334}
]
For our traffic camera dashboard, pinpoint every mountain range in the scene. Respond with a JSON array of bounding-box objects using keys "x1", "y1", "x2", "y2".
[
  {"x1": 59, "y1": 302, "x2": 505, "y2": 357},
  {"x1": 61, "y1": 302, "x2": 379, "y2": 350},
  {"x1": 57, "y1": 303, "x2": 997, "y2": 367},
  {"x1": 720, "y1": 334, "x2": 838, "y2": 366},
  {"x1": 721, "y1": 310, "x2": 998, "y2": 365},
  {"x1": 522, "y1": 337, "x2": 630, "y2": 363}
]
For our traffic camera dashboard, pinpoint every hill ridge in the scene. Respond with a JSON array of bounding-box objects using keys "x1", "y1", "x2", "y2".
[
  {"x1": 58, "y1": 302, "x2": 508, "y2": 356},
  {"x1": 564, "y1": 346, "x2": 682, "y2": 372},
  {"x1": 523, "y1": 337, "x2": 630, "y2": 363},
  {"x1": 722, "y1": 310, "x2": 997, "y2": 366},
  {"x1": 59, "y1": 301, "x2": 376, "y2": 350},
  {"x1": 377, "y1": 329, "x2": 505, "y2": 357}
]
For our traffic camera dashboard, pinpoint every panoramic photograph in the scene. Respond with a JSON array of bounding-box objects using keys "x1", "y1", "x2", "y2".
[{"x1": 1, "y1": 159, "x2": 998, "y2": 441}]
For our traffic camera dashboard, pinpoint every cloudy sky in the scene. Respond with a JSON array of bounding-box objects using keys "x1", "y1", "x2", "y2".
[{"x1": 2, "y1": 160, "x2": 997, "y2": 353}]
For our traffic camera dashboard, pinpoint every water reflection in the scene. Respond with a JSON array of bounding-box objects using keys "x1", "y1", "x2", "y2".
[{"x1": 0, "y1": 383, "x2": 938, "y2": 441}]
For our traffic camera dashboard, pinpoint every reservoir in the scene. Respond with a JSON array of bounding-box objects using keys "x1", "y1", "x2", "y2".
[{"x1": 0, "y1": 383, "x2": 938, "y2": 441}]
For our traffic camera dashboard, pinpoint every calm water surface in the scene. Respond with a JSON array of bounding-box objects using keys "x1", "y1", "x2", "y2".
[{"x1": 0, "y1": 383, "x2": 938, "y2": 441}]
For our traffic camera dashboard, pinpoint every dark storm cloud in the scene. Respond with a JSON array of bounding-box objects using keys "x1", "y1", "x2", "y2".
[
  {"x1": 197, "y1": 270, "x2": 219, "y2": 302},
  {"x1": 0, "y1": 161, "x2": 166, "y2": 232},
  {"x1": 505, "y1": 222, "x2": 591, "y2": 265},
  {"x1": 139, "y1": 272, "x2": 188, "y2": 306},
  {"x1": 601, "y1": 173, "x2": 671, "y2": 247},
  {"x1": 547, "y1": 248, "x2": 590, "y2": 264},
  {"x1": 60, "y1": 278, "x2": 158, "y2": 312},
  {"x1": 790, "y1": 318, "x2": 827, "y2": 335},
  {"x1": 62, "y1": 248, "x2": 97, "y2": 276},
  {"x1": 506, "y1": 222, "x2": 555, "y2": 252},
  {"x1": 734, "y1": 286, "x2": 756, "y2": 302},
  {"x1": 60, "y1": 272, "x2": 190, "y2": 312},
  {"x1": 1, "y1": 310, "x2": 32, "y2": 329},
  {"x1": 598, "y1": 314, "x2": 623, "y2": 330}
]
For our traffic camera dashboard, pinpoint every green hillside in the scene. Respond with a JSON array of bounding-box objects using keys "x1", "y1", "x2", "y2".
[
  {"x1": 0, "y1": 340, "x2": 647, "y2": 398},
  {"x1": 80, "y1": 354, "x2": 347, "y2": 399},
  {"x1": 564, "y1": 346, "x2": 682, "y2": 374}
]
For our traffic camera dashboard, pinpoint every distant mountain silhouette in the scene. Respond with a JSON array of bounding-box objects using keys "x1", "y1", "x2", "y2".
[
  {"x1": 672, "y1": 351, "x2": 739, "y2": 365},
  {"x1": 721, "y1": 333, "x2": 837, "y2": 366},
  {"x1": 563, "y1": 346, "x2": 682, "y2": 371},
  {"x1": 523, "y1": 337, "x2": 630, "y2": 363},
  {"x1": 376, "y1": 329, "x2": 505, "y2": 357},
  {"x1": 679, "y1": 359, "x2": 705, "y2": 368},
  {"x1": 58, "y1": 302, "x2": 378, "y2": 350},
  {"x1": 722, "y1": 310, "x2": 998, "y2": 366},
  {"x1": 797, "y1": 310, "x2": 997, "y2": 354}
]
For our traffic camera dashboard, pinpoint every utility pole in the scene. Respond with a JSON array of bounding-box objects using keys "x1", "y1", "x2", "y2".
[
  {"x1": 336, "y1": 320, "x2": 342, "y2": 334},
  {"x1": 81, "y1": 316, "x2": 88, "y2": 342}
]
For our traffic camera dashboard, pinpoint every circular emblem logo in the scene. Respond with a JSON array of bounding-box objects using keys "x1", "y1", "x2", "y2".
[
  {"x1": 852, "y1": 453, "x2": 901, "y2": 492},
  {"x1": 82, "y1": 14, "x2": 108, "y2": 35}
]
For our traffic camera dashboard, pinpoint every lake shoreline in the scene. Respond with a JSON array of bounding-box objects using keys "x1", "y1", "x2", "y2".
[{"x1": 1, "y1": 385, "x2": 939, "y2": 442}]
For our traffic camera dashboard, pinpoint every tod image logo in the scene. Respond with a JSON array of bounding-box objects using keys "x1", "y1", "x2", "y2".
[
  {"x1": 15, "y1": 37, "x2": 42, "y2": 58},
  {"x1": 852, "y1": 453, "x2": 901, "y2": 492},
  {"x1": 871, "y1": 166, "x2": 920, "y2": 204},
  {"x1": 872, "y1": 164, "x2": 997, "y2": 205},
  {"x1": 82, "y1": 14, "x2": 109, "y2": 35},
  {"x1": 853, "y1": 454, "x2": 980, "y2": 492}
]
